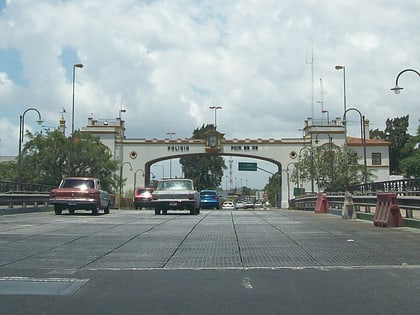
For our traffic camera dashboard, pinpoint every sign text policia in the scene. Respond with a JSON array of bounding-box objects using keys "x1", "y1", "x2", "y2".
[{"x1": 238, "y1": 162, "x2": 258, "y2": 171}]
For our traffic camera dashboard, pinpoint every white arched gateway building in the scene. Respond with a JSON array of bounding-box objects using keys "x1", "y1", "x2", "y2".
[{"x1": 80, "y1": 116, "x2": 390, "y2": 208}]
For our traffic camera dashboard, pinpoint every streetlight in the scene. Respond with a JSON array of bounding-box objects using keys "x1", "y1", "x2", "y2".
[
  {"x1": 343, "y1": 107, "x2": 367, "y2": 185},
  {"x1": 18, "y1": 108, "x2": 43, "y2": 189},
  {"x1": 209, "y1": 106, "x2": 222, "y2": 129},
  {"x1": 391, "y1": 68, "x2": 420, "y2": 94},
  {"x1": 71, "y1": 63, "x2": 84, "y2": 137},
  {"x1": 166, "y1": 131, "x2": 176, "y2": 178},
  {"x1": 133, "y1": 169, "x2": 144, "y2": 192},
  {"x1": 335, "y1": 65, "x2": 347, "y2": 138},
  {"x1": 119, "y1": 161, "x2": 133, "y2": 208}
]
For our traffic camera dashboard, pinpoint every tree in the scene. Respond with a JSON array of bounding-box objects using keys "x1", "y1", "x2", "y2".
[
  {"x1": 264, "y1": 172, "x2": 281, "y2": 207},
  {"x1": 400, "y1": 125, "x2": 420, "y2": 177},
  {"x1": 291, "y1": 145, "x2": 366, "y2": 191},
  {"x1": 0, "y1": 161, "x2": 17, "y2": 181},
  {"x1": 20, "y1": 130, "x2": 118, "y2": 191},
  {"x1": 179, "y1": 124, "x2": 227, "y2": 191}
]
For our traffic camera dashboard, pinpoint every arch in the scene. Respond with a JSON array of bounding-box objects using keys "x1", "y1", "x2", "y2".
[{"x1": 144, "y1": 152, "x2": 282, "y2": 207}]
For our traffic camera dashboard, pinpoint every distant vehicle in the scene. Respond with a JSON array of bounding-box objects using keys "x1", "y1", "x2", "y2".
[
  {"x1": 244, "y1": 200, "x2": 255, "y2": 209},
  {"x1": 133, "y1": 187, "x2": 155, "y2": 209},
  {"x1": 49, "y1": 177, "x2": 111, "y2": 215},
  {"x1": 200, "y1": 190, "x2": 221, "y2": 209},
  {"x1": 254, "y1": 200, "x2": 263, "y2": 208},
  {"x1": 222, "y1": 201, "x2": 235, "y2": 210},
  {"x1": 235, "y1": 200, "x2": 245, "y2": 209},
  {"x1": 152, "y1": 179, "x2": 200, "y2": 215}
]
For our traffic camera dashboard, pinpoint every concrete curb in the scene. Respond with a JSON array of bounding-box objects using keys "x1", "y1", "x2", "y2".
[{"x1": 0, "y1": 206, "x2": 52, "y2": 215}]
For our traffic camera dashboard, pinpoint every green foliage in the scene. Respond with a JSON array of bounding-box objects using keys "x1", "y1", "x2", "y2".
[
  {"x1": 400, "y1": 125, "x2": 420, "y2": 178},
  {"x1": 0, "y1": 161, "x2": 17, "y2": 181},
  {"x1": 291, "y1": 145, "x2": 366, "y2": 191},
  {"x1": 20, "y1": 130, "x2": 118, "y2": 192},
  {"x1": 179, "y1": 124, "x2": 227, "y2": 191},
  {"x1": 264, "y1": 172, "x2": 281, "y2": 207},
  {"x1": 382, "y1": 115, "x2": 409, "y2": 174}
]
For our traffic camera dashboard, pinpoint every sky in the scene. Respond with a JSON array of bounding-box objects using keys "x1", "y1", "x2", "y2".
[{"x1": 0, "y1": 0, "x2": 419, "y2": 189}]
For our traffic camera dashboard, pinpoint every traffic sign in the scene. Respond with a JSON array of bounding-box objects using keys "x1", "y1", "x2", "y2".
[{"x1": 238, "y1": 162, "x2": 257, "y2": 171}]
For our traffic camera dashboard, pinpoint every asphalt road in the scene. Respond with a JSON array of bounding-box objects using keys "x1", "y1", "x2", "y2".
[{"x1": 0, "y1": 209, "x2": 419, "y2": 315}]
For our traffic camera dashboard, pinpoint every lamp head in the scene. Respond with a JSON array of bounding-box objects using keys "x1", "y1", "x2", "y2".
[
  {"x1": 74, "y1": 63, "x2": 84, "y2": 68},
  {"x1": 335, "y1": 65, "x2": 344, "y2": 70},
  {"x1": 36, "y1": 119, "x2": 44, "y2": 125},
  {"x1": 390, "y1": 86, "x2": 403, "y2": 94}
]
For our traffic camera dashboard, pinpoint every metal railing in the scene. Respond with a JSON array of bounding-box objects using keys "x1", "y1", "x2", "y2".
[
  {"x1": 0, "y1": 180, "x2": 53, "y2": 193},
  {"x1": 291, "y1": 192, "x2": 420, "y2": 219},
  {"x1": 330, "y1": 178, "x2": 420, "y2": 194},
  {"x1": 0, "y1": 193, "x2": 50, "y2": 210}
]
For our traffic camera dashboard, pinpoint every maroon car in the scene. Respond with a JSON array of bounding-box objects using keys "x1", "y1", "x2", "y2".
[{"x1": 133, "y1": 187, "x2": 155, "y2": 209}]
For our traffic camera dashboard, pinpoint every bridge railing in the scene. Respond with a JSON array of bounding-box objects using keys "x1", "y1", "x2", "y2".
[
  {"x1": 330, "y1": 178, "x2": 420, "y2": 194},
  {"x1": 0, "y1": 180, "x2": 53, "y2": 212},
  {"x1": 289, "y1": 183, "x2": 420, "y2": 219},
  {"x1": 0, "y1": 180, "x2": 54, "y2": 193},
  {"x1": 0, "y1": 193, "x2": 50, "y2": 210}
]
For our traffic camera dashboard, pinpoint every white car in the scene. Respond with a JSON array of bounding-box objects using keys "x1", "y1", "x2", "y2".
[
  {"x1": 235, "y1": 200, "x2": 245, "y2": 209},
  {"x1": 152, "y1": 179, "x2": 200, "y2": 215},
  {"x1": 254, "y1": 200, "x2": 263, "y2": 208},
  {"x1": 222, "y1": 201, "x2": 235, "y2": 210}
]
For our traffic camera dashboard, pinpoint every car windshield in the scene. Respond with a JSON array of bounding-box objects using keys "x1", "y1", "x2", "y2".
[
  {"x1": 200, "y1": 191, "x2": 216, "y2": 196},
  {"x1": 158, "y1": 180, "x2": 192, "y2": 190},
  {"x1": 61, "y1": 179, "x2": 94, "y2": 189}
]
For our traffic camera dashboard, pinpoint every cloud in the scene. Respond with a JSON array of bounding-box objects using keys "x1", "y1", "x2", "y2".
[{"x1": 0, "y1": 0, "x2": 418, "y2": 154}]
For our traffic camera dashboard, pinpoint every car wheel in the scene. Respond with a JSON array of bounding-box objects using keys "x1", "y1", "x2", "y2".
[
  {"x1": 69, "y1": 208, "x2": 75, "y2": 215},
  {"x1": 154, "y1": 208, "x2": 160, "y2": 215},
  {"x1": 104, "y1": 202, "x2": 110, "y2": 214},
  {"x1": 54, "y1": 206, "x2": 62, "y2": 215},
  {"x1": 92, "y1": 206, "x2": 99, "y2": 216}
]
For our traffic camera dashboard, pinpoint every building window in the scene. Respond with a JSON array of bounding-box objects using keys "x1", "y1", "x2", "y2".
[{"x1": 372, "y1": 153, "x2": 381, "y2": 165}]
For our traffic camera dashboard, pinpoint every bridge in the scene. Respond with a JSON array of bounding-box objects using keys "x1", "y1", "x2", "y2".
[{"x1": 81, "y1": 116, "x2": 390, "y2": 207}]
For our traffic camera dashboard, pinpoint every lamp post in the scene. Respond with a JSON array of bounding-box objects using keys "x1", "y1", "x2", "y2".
[
  {"x1": 343, "y1": 107, "x2": 367, "y2": 185},
  {"x1": 71, "y1": 63, "x2": 83, "y2": 138},
  {"x1": 166, "y1": 131, "x2": 176, "y2": 178},
  {"x1": 18, "y1": 108, "x2": 43, "y2": 189},
  {"x1": 391, "y1": 68, "x2": 420, "y2": 94},
  {"x1": 119, "y1": 161, "x2": 133, "y2": 208},
  {"x1": 133, "y1": 169, "x2": 144, "y2": 192},
  {"x1": 209, "y1": 106, "x2": 222, "y2": 129},
  {"x1": 335, "y1": 65, "x2": 347, "y2": 140}
]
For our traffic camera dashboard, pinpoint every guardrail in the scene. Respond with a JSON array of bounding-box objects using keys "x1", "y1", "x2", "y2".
[
  {"x1": 291, "y1": 192, "x2": 420, "y2": 219},
  {"x1": 0, "y1": 192, "x2": 50, "y2": 210}
]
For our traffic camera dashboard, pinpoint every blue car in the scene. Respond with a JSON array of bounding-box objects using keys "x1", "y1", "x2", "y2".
[{"x1": 200, "y1": 190, "x2": 221, "y2": 209}]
